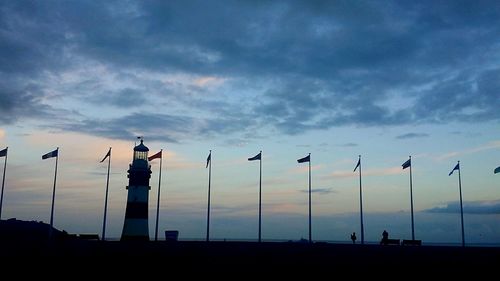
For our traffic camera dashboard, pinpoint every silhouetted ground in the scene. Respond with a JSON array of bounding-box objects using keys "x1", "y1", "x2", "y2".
[{"x1": 1, "y1": 219, "x2": 499, "y2": 273}]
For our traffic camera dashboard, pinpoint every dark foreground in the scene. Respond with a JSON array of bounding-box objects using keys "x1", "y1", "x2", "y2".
[
  {"x1": 2, "y1": 239, "x2": 499, "y2": 270},
  {"x1": 1, "y1": 219, "x2": 499, "y2": 273}
]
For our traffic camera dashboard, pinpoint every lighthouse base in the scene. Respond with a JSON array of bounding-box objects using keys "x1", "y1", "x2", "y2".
[{"x1": 121, "y1": 218, "x2": 149, "y2": 241}]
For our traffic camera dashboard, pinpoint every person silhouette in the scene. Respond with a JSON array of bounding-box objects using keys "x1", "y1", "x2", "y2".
[
  {"x1": 381, "y1": 230, "x2": 389, "y2": 245},
  {"x1": 350, "y1": 232, "x2": 357, "y2": 244}
]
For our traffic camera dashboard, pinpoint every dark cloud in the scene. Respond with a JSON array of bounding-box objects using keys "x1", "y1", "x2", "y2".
[
  {"x1": 59, "y1": 113, "x2": 187, "y2": 143},
  {"x1": 296, "y1": 144, "x2": 311, "y2": 148},
  {"x1": 396, "y1": 133, "x2": 429, "y2": 140},
  {"x1": 0, "y1": 80, "x2": 68, "y2": 124},
  {"x1": 338, "y1": 143, "x2": 358, "y2": 147},
  {"x1": 449, "y1": 131, "x2": 482, "y2": 138},
  {"x1": 1, "y1": 1, "x2": 500, "y2": 138},
  {"x1": 59, "y1": 112, "x2": 256, "y2": 143},
  {"x1": 0, "y1": 83, "x2": 44, "y2": 124},
  {"x1": 425, "y1": 200, "x2": 500, "y2": 215},
  {"x1": 300, "y1": 188, "x2": 336, "y2": 195},
  {"x1": 88, "y1": 88, "x2": 147, "y2": 108}
]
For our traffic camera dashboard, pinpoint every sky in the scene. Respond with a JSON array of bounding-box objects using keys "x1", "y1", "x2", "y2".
[{"x1": 0, "y1": 0, "x2": 499, "y2": 244}]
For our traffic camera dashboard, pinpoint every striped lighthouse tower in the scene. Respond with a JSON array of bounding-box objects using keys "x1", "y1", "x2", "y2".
[{"x1": 121, "y1": 139, "x2": 152, "y2": 241}]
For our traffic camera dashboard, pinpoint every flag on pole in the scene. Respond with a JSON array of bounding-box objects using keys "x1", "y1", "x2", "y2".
[
  {"x1": 402, "y1": 159, "x2": 411, "y2": 169},
  {"x1": 353, "y1": 158, "x2": 360, "y2": 172},
  {"x1": 148, "y1": 151, "x2": 162, "y2": 161},
  {"x1": 100, "y1": 148, "x2": 111, "y2": 163},
  {"x1": 297, "y1": 155, "x2": 310, "y2": 163},
  {"x1": 0, "y1": 148, "x2": 7, "y2": 157},
  {"x1": 495, "y1": 166, "x2": 500, "y2": 174},
  {"x1": 42, "y1": 149, "x2": 58, "y2": 160},
  {"x1": 206, "y1": 152, "x2": 211, "y2": 168},
  {"x1": 449, "y1": 163, "x2": 460, "y2": 176},
  {"x1": 248, "y1": 152, "x2": 261, "y2": 161}
]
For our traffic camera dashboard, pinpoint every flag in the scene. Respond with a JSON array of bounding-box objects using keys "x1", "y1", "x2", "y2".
[
  {"x1": 449, "y1": 163, "x2": 460, "y2": 176},
  {"x1": 402, "y1": 159, "x2": 411, "y2": 169},
  {"x1": 206, "y1": 152, "x2": 211, "y2": 168},
  {"x1": 148, "y1": 151, "x2": 162, "y2": 161},
  {"x1": 0, "y1": 147, "x2": 7, "y2": 157},
  {"x1": 248, "y1": 152, "x2": 261, "y2": 161},
  {"x1": 353, "y1": 158, "x2": 360, "y2": 172},
  {"x1": 42, "y1": 149, "x2": 58, "y2": 160},
  {"x1": 100, "y1": 148, "x2": 111, "y2": 163},
  {"x1": 297, "y1": 154, "x2": 310, "y2": 163},
  {"x1": 495, "y1": 166, "x2": 500, "y2": 174}
]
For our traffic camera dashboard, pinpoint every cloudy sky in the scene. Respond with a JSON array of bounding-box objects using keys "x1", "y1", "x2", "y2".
[{"x1": 1, "y1": 0, "x2": 499, "y2": 244}]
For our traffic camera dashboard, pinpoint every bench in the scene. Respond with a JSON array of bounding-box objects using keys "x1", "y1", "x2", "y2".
[
  {"x1": 165, "y1": 230, "x2": 179, "y2": 242},
  {"x1": 78, "y1": 234, "x2": 100, "y2": 240},
  {"x1": 381, "y1": 238, "x2": 400, "y2": 245},
  {"x1": 402, "y1": 239, "x2": 421, "y2": 246}
]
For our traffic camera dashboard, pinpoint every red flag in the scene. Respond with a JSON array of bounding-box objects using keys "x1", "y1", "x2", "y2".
[{"x1": 148, "y1": 151, "x2": 162, "y2": 161}]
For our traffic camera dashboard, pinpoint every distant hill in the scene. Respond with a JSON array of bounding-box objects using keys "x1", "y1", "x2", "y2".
[{"x1": 0, "y1": 218, "x2": 69, "y2": 242}]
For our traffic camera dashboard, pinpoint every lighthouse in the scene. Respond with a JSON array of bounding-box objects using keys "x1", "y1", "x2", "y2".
[{"x1": 121, "y1": 139, "x2": 152, "y2": 241}]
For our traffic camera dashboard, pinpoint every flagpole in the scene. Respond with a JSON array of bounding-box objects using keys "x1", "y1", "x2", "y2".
[
  {"x1": 206, "y1": 150, "x2": 211, "y2": 242},
  {"x1": 458, "y1": 161, "x2": 465, "y2": 247},
  {"x1": 409, "y1": 155, "x2": 415, "y2": 240},
  {"x1": 308, "y1": 153, "x2": 312, "y2": 243},
  {"x1": 0, "y1": 147, "x2": 8, "y2": 220},
  {"x1": 155, "y1": 149, "x2": 163, "y2": 242},
  {"x1": 49, "y1": 147, "x2": 59, "y2": 239},
  {"x1": 258, "y1": 150, "x2": 262, "y2": 243},
  {"x1": 102, "y1": 147, "x2": 111, "y2": 241},
  {"x1": 358, "y1": 155, "x2": 364, "y2": 245}
]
